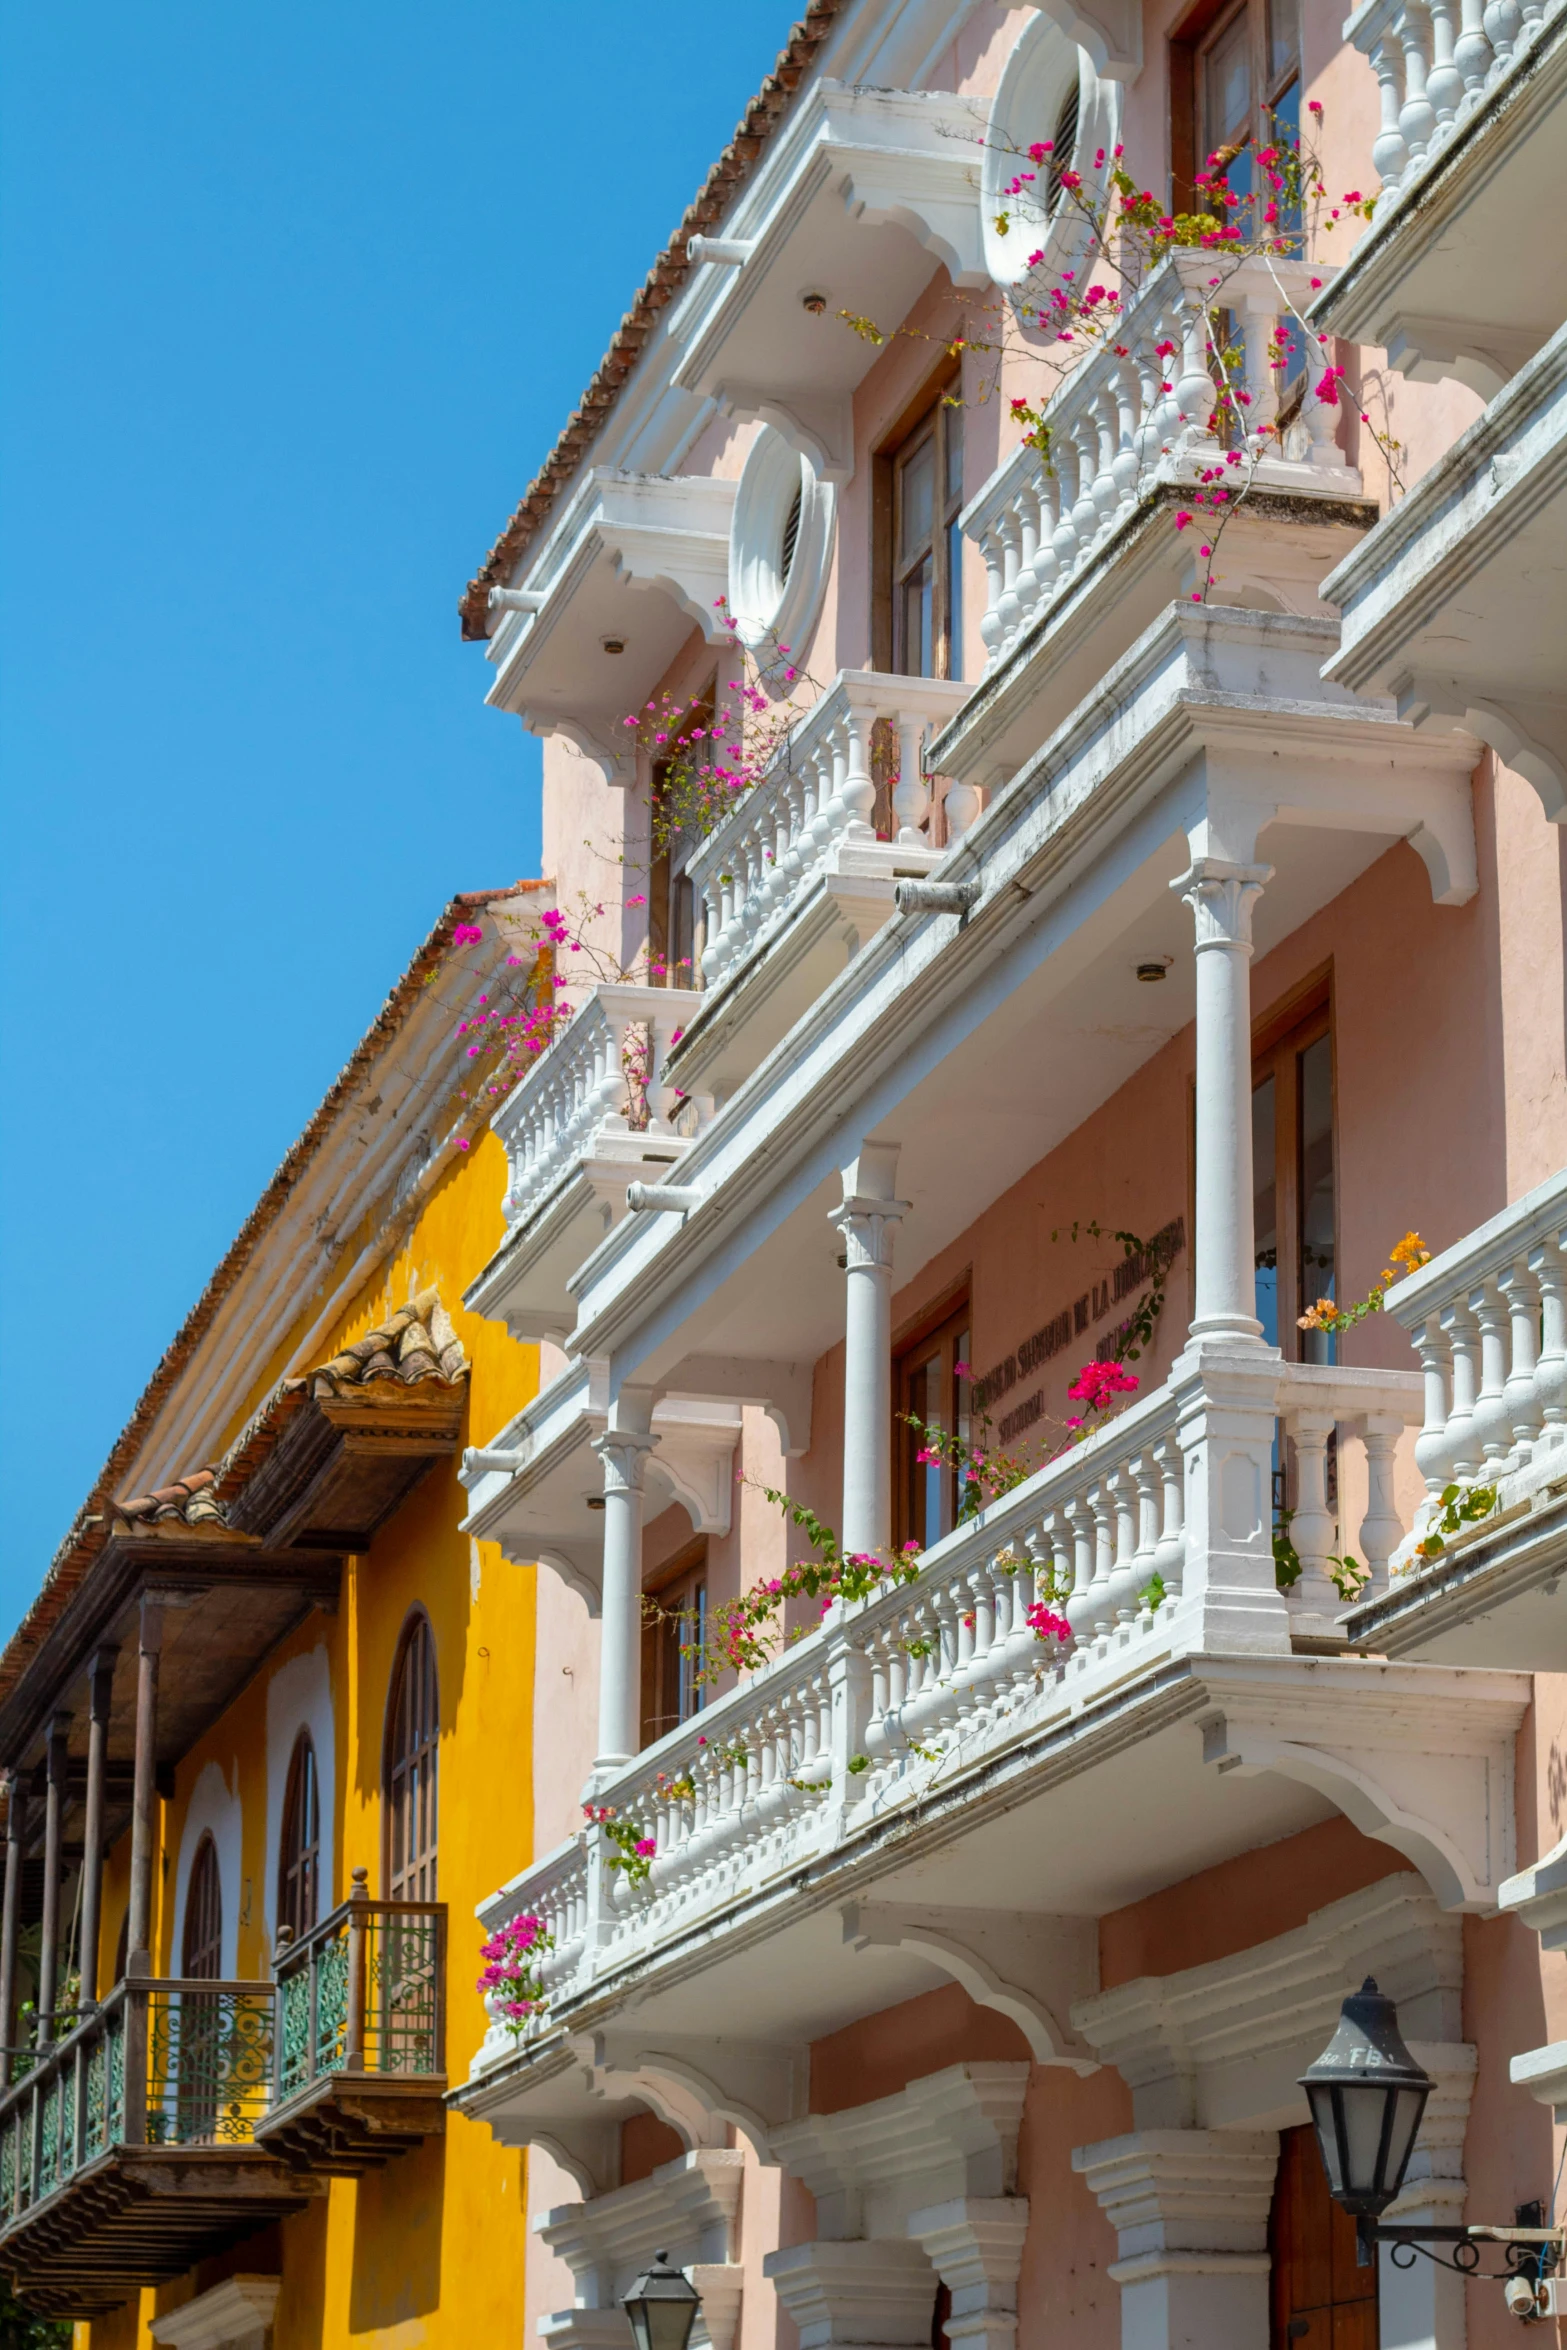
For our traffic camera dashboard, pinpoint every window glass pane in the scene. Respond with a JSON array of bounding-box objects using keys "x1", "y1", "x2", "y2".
[
  {"x1": 1252, "y1": 1073, "x2": 1278, "y2": 1346},
  {"x1": 943, "y1": 403, "x2": 964, "y2": 508},
  {"x1": 1268, "y1": 0, "x2": 1300, "y2": 85},
  {"x1": 946, "y1": 517, "x2": 964, "y2": 678},
  {"x1": 677, "y1": 1585, "x2": 706, "y2": 1723},
  {"x1": 1268, "y1": 78, "x2": 1304, "y2": 260},
  {"x1": 1204, "y1": 6, "x2": 1253, "y2": 154},
  {"x1": 1298, "y1": 1033, "x2": 1335, "y2": 1363},
  {"x1": 920, "y1": 1351, "x2": 945, "y2": 1542},
  {"x1": 901, "y1": 558, "x2": 934, "y2": 679},
  {"x1": 897, "y1": 433, "x2": 936, "y2": 567}
]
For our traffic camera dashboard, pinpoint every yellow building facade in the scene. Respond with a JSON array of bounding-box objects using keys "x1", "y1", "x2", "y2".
[{"x1": 0, "y1": 887, "x2": 551, "y2": 2350}]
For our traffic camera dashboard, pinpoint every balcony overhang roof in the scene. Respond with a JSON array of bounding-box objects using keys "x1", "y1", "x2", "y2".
[
  {"x1": 1322, "y1": 321, "x2": 1567, "y2": 820},
  {"x1": 485, "y1": 470, "x2": 736, "y2": 780},
  {"x1": 667, "y1": 82, "x2": 988, "y2": 482},
  {"x1": 562, "y1": 604, "x2": 1482, "y2": 1384}
]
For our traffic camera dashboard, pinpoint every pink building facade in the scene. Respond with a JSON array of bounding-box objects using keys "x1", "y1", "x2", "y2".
[{"x1": 454, "y1": 2, "x2": 1567, "y2": 2346}]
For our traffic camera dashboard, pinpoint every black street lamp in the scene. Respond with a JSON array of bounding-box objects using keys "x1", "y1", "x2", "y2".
[
  {"x1": 1301, "y1": 1977, "x2": 1563, "y2": 2317},
  {"x1": 1299, "y1": 1974, "x2": 1432, "y2": 2232},
  {"x1": 621, "y1": 2251, "x2": 702, "y2": 2350}
]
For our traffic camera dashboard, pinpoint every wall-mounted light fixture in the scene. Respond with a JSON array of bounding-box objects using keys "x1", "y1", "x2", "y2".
[
  {"x1": 1302, "y1": 1979, "x2": 1562, "y2": 2319},
  {"x1": 621, "y1": 2251, "x2": 701, "y2": 2350}
]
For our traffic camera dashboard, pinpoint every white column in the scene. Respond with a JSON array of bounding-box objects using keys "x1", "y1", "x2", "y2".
[
  {"x1": 908, "y1": 2198, "x2": 1030, "y2": 2350},
  {"x1": 829, "y1": 1144, "x2": 907, "y2": 1560},
  {"x1": 764, "y1": 2241, "x2": 936, "y2": 2350},
  {"x1": 590, "y1": 1402, "x2": 658, "y2": 1777},
  {"x1": 1176, "y1": 858, "x2": 1273, "y2": 1345},
  {"x1": 1378, "y1": 2044, "x2": 1476, "y2": 2350},
  {"x1": 1073, "y1": 2128, "x2": 1279, "y2": 2350}
]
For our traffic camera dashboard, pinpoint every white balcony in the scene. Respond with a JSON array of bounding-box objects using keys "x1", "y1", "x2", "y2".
[
  {"x1": 465, "y1": 985, "x2": 701, "y2": 1345},
  {"x1": 937, "y1": 251, "x2": 1372, "y2": 792},
  {"x1": 668, "y1": 83, "x2": 987, "y2": 481},
  {"x1": 562, "y1": 602, "x2": 1478, "y2": 1392},
  {"x1": 1344, "y1": 1164, "x2": 1567, "y2": 1665},
  {"x1": 484, "y1": 470, "x2": 736, "y2": 782},
  {"x1": 457, "y1": 1342, "x2": 1530, "y2": 2155},
  {"x1": 671, "y1": 671, "x2": 970, "y2": 1103},
  {"x1": 1316, "y1": 0, "x2": 1566, "y2": 395},
  {"x1": 1322, "y1": 321, "x2": 1567, "y2": 822}
]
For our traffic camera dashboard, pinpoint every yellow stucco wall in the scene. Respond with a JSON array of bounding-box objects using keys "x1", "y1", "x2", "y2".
[{"x1": 82, "y1": 1128, "x2": 540, "y2": 2350}]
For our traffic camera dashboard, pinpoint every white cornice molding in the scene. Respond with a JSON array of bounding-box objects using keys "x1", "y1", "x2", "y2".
[
  {"x1": 538, "y1": 2147, "x2": 743, "y2": 2298},
  {"x1": 1071, "y1": 1875, "x2": 1464, "y2": 2131},
  {"x1": 767, "y1": 2062, "x2": 1029, "y2": 2233}
]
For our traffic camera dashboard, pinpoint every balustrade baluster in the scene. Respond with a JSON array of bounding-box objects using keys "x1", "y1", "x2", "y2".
[
  {"x1": 1412, "y1": 1316, "x2": 1454, "y2": 1491},
  {"x1": 995, "y1": 510, "x2": 1023, "y2": 655},
  {"x1": 1397, "y1": 1, "x2": 1438, "y2": 168},
  {"x1": 1531, "y1": 1238, "x2": 1567, "y2": 1445},
  {"x1": 1441, "y1": 1299, "x2": 1483, "y2": 1475},
  {"x1": 1499, "y1": 1258, "x2": 1544, "y2": 1462},
  {"x1": 1154, "y1": 1439, "x2": 1186, "y2": 1599},
  {"x1": 1468, "y1": 1280, "x2": 1513, "y2": 1467},
  {"x1": 978, "y1": 525, "x2": 1006, "y2": 672},
  {"x1": 1086, "y1": 1483, "x2": 1116, "y2": 1639},
  {"x1": 1358, "y1": 1417, "x2": 1405, "y2": 1588},
  {"x1": 1014, "y1": 477, "x2": 1044, "y2": 636},
  {"x1": 1370, "y1": 26, "x2": 1414, "y2": 186},
  {"x1": 1426, "y1": 0, "x2": 1464, "y2": 123}
]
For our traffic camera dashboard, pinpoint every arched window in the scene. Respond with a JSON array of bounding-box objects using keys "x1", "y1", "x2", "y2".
[
  {"x1": 181, "y1": 1833, "x2": 223, "y2": 1979},
  {"x1": 278, "y1": 1731, "x2": 320, "y2": 1942},
  {"x1": 384, "y1": 1613, "x2": 438, "y2": 1901}
]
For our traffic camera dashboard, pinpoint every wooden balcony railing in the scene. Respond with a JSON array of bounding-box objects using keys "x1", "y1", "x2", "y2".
[{"x1": 258, "y1": 1870, "x2": 446, "y2": 2173}]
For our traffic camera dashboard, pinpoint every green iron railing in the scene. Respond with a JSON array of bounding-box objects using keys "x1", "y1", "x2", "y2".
[
  {"x1": 274, "y1": 1874, "x2": 445, "y2": 2107},
  {"x1": 0, "y1": 1977, "x2": 273, "y2": 2227}
]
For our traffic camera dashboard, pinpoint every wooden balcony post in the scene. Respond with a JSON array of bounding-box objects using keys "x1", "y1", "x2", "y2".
[
  {"x1": 121, "y1": 1974, "x2": 150, "y2": 2149},
  {"x1": 127, "y1": 1596, "x2": 164, "y2": 1969},
  {"x1": 37, "y1": 1714, "x2": 69, "y2": 2048},
  {"x1": 345, "y1": 1868, "x2": 369, "y2": 2071},
  {"x1": 0, "y1": 1773, "x2": 25, "y2": 2086},
  {"x1": 271, "y1": 1925, "x2": 294, "y2": 2101},
  {"x1": 79, "y1": 1649, "x2": 117, "y2": 2006}
]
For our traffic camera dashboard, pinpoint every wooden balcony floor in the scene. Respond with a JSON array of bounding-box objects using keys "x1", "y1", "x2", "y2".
[
  {"x1": 255, "y1": 2066, "x2": 448, "y2": 2175},
  {"x1": 1, "y1": 2142, "x2": 323, "y2": 2318}
]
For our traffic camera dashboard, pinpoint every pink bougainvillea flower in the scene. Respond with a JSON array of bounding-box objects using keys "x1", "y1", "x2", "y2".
[{"x1": 452, "y1": 922, "x2": 484, "y2": 946}]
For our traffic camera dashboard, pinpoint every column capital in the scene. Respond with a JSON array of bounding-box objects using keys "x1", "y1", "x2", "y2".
[
  {"x1": 829, "y1": 1196, "x2": 908, "y2": 1272},
  {"x1": 1173, "y1": 858, "x2": 1274, "y2": 950},
  {"x1": 763, "y1": 2240, "x2": 936, "y2": 2350},
  {"x1": 590, "y1": 1426, "x2": 659, "y2": 1495},
  {"x1": 907, "y1": 2198, "x2": 1029, "y2": 2350},
  {"x1": 1072, "y1": 2127, "x2": 1279, "y2": 2276}
]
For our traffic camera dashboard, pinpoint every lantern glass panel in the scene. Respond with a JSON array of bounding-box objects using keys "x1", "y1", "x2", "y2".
[
  {"x1": 1306, "y1": 2082, "x2": 1345, "y2": 2195},
  {"x1": 1343, "y1": 2080, "x2": 1393, "y2": 2198},
  {"x1": 1385, "y1": 2085, "x2": 1426, "y2": 2194}
]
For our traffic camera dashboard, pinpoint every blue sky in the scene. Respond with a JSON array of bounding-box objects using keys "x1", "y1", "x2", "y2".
[{"x1": 0, "y1": 1, "x2": 790, "y2": 1624}]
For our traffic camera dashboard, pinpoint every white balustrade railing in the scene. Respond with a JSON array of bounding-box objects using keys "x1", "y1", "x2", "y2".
[
  {"x1": 689, "y1": 671, "x2": 973, "y2": 991},
  {"x1": 470, "y1": 1349, "x2": 1421, "y2": 2057},
  {"x1": 1384, "y1": 1167, "x2": 1567, "y2": 1508},
  {"x1": 1346, "y1": 0, "x2": 1561, "y2": 206},
  {"x1": 964, "y1": 250, "x2": 1348, "y2": 675},
  {"x1": 492, "y1": 983, "x2": 701, "y2": 1227}
]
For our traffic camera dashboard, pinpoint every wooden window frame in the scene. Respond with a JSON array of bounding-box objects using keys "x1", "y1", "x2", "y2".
[
  {"x1": 278, "y1": 1729, "x2": 321, "y2": 1945},
  {"x1": 641, "y1": 1535, "x2": 709, "y2": 1749},
  {"x1": 872, "y1": 360, "x2": 963, "y2": 680},
  {"x1": 181, "y1": 1832, "x2": 223, "y2": 1981},
  {"x1": 893, "y1": 1291, "x2": 974, "y2": 1554},
  {"x1": 1169, "y1": 0, "x2": 1302, "y2": 213},
  {"x1": 384, "y1": 1608, "x2": 439, "y2": 1904},
  {"x1": 1251, "y1": 973, "x2": 1335, "y2": 1362}
]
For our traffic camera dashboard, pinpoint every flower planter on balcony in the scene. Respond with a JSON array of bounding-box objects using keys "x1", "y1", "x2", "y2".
[{"x1": 256, "y1": 1876, "x2": 446, "y2": 2177}]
